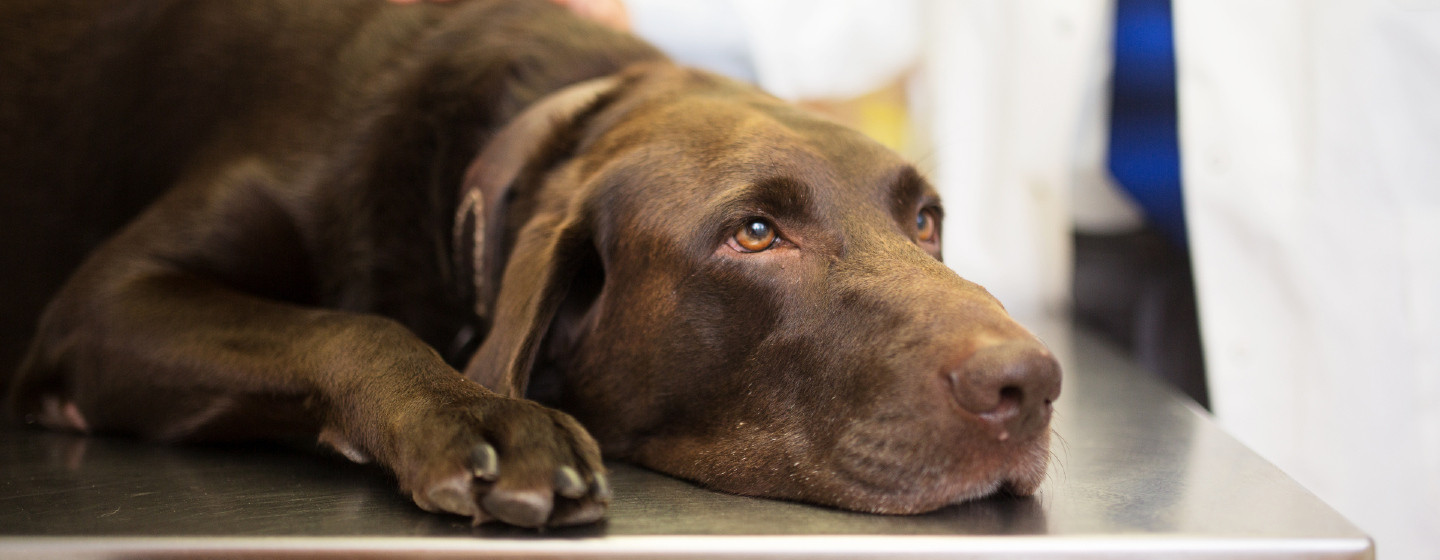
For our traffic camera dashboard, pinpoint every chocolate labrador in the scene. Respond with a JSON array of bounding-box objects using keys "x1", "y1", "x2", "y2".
[{"x1": 0, "y1": 0, "x2": 1061, "y2": 528}]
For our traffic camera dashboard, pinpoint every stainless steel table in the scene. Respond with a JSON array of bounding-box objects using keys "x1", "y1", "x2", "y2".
[{"x1": 0, "y1": 323, "x2": 1374, "y2": 559}]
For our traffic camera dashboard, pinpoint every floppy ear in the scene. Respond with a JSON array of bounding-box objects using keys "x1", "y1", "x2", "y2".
[
  {"x1": 464, "y1": 204, "x2": 594, "y2": 398},
  {"x1": 456, "y1": 76, "x2": 622, "y2": 398}
]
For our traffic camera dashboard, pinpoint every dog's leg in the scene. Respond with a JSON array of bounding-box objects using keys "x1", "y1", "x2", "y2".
[{"x1": 5, "y1": 169, "x2": 608, "y2": 528}]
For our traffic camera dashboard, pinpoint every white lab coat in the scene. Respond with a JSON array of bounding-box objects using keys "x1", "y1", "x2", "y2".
[
  {"x1": 907, "y1": 0, "x2": 1129, "y2": 318},
  {"x1": 1174, "y1": 1, "x2": 1440, "y2": 557}
]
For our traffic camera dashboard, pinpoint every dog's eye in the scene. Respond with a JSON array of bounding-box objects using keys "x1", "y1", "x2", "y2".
[
  {"x1": 916, "y1": 208, "x2": 938, "y2": 243},
  {"x1": 734, "y1": 218, "x2": 778, "y2": 252}
]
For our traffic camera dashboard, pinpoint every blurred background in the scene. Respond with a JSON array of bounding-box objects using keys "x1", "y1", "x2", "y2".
[{"x1": 621, "y1": 0, "x2": 1439, "y2": 557}]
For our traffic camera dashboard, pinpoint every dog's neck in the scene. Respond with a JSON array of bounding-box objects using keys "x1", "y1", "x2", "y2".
[{"x1": 452, "y1": 75, "x2": 622, "y2": 322}]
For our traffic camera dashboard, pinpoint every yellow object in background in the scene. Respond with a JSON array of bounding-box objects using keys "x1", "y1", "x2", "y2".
[{"x1": 800, "y1": 78, "x2": 913, "y2": 158}]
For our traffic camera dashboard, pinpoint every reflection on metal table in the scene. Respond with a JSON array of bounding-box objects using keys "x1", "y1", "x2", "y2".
[{"x1": 0, "y1": 323, "x2": 1373, "y2": 559}]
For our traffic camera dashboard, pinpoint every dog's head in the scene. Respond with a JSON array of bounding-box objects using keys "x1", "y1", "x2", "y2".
[{"x1": 461, "y1": 63, "x2": 1060, "y2": 514}]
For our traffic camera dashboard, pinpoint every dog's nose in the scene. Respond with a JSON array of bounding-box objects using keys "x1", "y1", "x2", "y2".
[{"x1": 947, "y1": 341, "x2": 1061, "y2": 439}]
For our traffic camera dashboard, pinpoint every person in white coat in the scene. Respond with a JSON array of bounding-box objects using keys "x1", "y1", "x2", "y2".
[{"x1": 1174, "y1": 2, "x2": 1440, "y2": 557}]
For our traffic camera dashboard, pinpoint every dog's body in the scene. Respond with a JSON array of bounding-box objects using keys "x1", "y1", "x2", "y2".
[{"x1": 1, "y1": 0, "x2": 1061, "y2": 528}]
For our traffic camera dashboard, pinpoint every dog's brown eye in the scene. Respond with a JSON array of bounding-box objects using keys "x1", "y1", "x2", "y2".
[
  {"x1": 916, "y1": 209, "x2": 938, "y2": 242},
  {"x1": 735, "y1": 218, "x2": 777, "y2": 252}
]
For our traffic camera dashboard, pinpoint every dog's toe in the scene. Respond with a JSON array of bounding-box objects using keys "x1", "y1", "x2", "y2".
[
  {"x1": 417, "y1": 477, "x2": 480, "y2": 518},
  {"x1": 547, "y1": 468, "x2": 611, "y2": 526},
  {"x1": 549, "y1": 496, "x2": 607, "y2": 526},
  {"x1": 482, "y1": 487, "x2": 553, "y2": 528}
]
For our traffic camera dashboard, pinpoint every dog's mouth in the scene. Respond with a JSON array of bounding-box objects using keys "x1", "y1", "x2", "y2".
[
  {"x1": 857, "y1": 451, "x2": 1052, "y2": 514},
  {"x1": 620, "y1": 404, "x2": 1055, "y2": 516},
  {"x1": 804, "y1": 413, "x2": 1055, "y2": 515}
]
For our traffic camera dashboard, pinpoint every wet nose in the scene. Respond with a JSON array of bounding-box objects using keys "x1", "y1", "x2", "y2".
[{"x1": 947, "y1": 341, "x2": 1062, "y2": 439}]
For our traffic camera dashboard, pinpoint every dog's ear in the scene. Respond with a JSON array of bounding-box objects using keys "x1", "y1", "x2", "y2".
[
  {"x1": 457, "y1": 76, "x2": 622, "y2": 398},
  {"x1": 464, "y1": 203, "x2": 595, "y2": 398}
]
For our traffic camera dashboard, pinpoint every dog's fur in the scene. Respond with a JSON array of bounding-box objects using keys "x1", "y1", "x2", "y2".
[{"x1": 0, "y1": 0, "x2": 1061, "y2": 528}]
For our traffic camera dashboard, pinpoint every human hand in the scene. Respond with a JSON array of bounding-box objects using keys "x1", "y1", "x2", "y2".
[
  {"x1": 385, "y1": 0, "x2": 629, "y2": 32},
  {"x1": 547, "y1": 0, "x2": 629, "y2": 31}
]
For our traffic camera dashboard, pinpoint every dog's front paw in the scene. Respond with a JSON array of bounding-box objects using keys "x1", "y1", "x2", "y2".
[{"x1": 393, "y1": 393, "x2": 611, "y2": 528}]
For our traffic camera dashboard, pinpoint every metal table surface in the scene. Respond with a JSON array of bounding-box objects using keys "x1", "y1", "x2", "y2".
[{"x1": 0, "y1": 323, "x2": 1373, "y2": 559}]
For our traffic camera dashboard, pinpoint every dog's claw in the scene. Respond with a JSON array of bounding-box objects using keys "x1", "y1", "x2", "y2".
[
  {"x1": 591, "y1": 472, "x2": 613, "y2": 502},
  {"x1": 554, "y1": 465, "x2": 587, "y2": 499},
  {"x1": 471, "y1": 443, "x2": 499, "y2": 481}
]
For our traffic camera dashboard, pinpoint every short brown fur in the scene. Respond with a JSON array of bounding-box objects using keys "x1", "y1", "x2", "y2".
[{"x1": 0, "y1": 0, "x2": 1060, "y2": 528}]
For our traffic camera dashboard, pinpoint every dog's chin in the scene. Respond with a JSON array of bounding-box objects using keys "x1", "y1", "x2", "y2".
[
  {"x1": 823, "y1": 429, "x2": 1054, "y2": 515},
  {"x1": 625, "y1": 420, "x2": 1054, "y2": 516},
  {"x1": 839, "y1": 470, "x2": 1049, "y2": 516}
]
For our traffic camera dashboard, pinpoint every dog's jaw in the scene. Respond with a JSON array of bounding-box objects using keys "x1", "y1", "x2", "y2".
[
  {"x1": 618, "y1": 411, "x2": 1054, "y2": 515},
  {"x1": 822, "y1": 398, "x2": 1055, "y2": 514}
]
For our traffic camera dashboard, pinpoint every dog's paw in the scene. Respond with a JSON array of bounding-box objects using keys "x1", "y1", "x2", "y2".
[{"x1": 396, "y1": 394, "x2": 611, "y2": 528}]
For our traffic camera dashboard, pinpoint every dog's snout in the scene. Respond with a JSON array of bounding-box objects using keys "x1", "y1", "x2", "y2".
[{"x1": 946, "y1": 341, "x2": 1061, "y2": 438}]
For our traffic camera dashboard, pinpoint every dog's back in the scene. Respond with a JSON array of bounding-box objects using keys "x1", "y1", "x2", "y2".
[
  {"x1": 1, "y1": 1, "x2": 398, "y2": 372},
  {"x1": 0, "y1": 0, "x2": 658, "y2": 378}
]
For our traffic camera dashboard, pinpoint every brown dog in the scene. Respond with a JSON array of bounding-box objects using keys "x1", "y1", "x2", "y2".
[{"x1": 0, "y1": 0, "x2": 1060, "y2": 528}]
